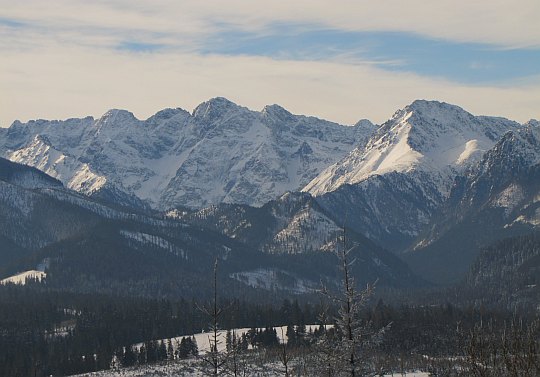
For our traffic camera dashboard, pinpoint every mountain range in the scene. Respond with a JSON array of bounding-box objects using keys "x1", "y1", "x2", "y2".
[
  {"x1": 1, "y1": 97, "x2": 374, "y2": 209},
  {"x1": 1, "y1": 98, "x2": 539, "y2": 294}
]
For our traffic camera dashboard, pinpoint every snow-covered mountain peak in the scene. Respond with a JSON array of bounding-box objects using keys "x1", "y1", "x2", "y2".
[
  {"x1": 95, "y1": 109, "x2": 138, "y2": 129},
  {"x1": 485, "y1": 124, "x2": 540, "y2": 168},
  {"x1": 192, "y1": 97, "x2": 245, "y2": 120},
  {"x1": 304, "y1": 101, "x2": 520, "y2": 197},
  {"x1": 524, "y1": 119, "x2": 539, "y2": 128},
  {"x1": 2, "y1": 99, "x2": 369, "y2": 209},
  {"x1": 354, "y1": 119, "x2": 375, "y2": 128},
  {"x1": 147, "y1": 108, "x2": 190, "y2": 123},
  {"x1": 406, "y1": 99, "x2": 466, "y2": 117},
  {"x1": 261, "y1": 104, "x2": 295, "y2": 123}
]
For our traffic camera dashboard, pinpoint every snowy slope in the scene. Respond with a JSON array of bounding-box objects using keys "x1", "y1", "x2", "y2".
[
  {"x1": 406, "y1": 122, "x2": 540, "y2": 283},
  {"x1": 8, "y1": 135, "x2": 107, "y2": 194},
  {"x1": 305, "y1": 100, "x2": 519, "y2": 197},
  {"x1": 303, "y1": 101, "x2": 521, "y2": 250},
  {"x1": 0, "y1": 270, "x2": 46, "y2": 285},
  {"x1": 1, "y1": 98, "x2": 374, "y2": 209}
]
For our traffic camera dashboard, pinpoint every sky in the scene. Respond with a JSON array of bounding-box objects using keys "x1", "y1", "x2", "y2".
[{"x1": 1, "y1": 0, "x2": 539, "y2": 127}]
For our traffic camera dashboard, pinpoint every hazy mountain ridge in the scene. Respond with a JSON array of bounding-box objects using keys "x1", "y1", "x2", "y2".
[{"x1": 0, "y1": 157, "x2": 420, "y2": 297}]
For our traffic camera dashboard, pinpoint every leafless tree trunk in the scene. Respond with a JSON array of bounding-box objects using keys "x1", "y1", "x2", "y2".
[{"x1": 199, "y1": 258, "x2": 227, "y2": 376}]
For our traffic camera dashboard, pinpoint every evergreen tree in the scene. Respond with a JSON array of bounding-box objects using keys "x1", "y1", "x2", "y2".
[
  {"x1": 158, "y1": 340, "x2": 168, "y2": 361},
  {"x1": 190, "y1": 336, "x2": 199, "y2": 356},
  {"x1": 318, "y1": 231, "x2": 388, "y2": 376},
  {"x1": 286, "y1": 325, "x2": 297, "y2": 348},
  {"x1": 123, "y1": 345, "x2": 138, "y2": 367},
  {"x1": 178, "y1": 337, "x2": 190, "y2": 359}
]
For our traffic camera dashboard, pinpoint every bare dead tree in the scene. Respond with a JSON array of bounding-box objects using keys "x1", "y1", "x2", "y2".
[
  {"x1": 278, "y1": 327, "x2": 291, "y2": 377},
  {"x1": 460, "y1": 317, "x2": 540, "y2": 377}
]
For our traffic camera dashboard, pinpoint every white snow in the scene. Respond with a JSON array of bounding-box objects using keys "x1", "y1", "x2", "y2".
[
  {"x1": 456, "y1": 139, "x2": 483, "y2": 164},
  {"x1": 1, "y1": 270, "x2": 46, "y2": 285},
  {"x1": 8, "y1": 135, "x2": 107, "y2": 194},
  {"x1": 230, "y1": 268, "x2": 318, "y2": 294},
  {"x1": 134, "y1": 324, "x2": 325, "y2": 354},
  {"x1": 120, "y1": 230, "x2": 187, "y2": 259},
  {"x1": 491, "y1": 184, "x2": 525, "y2": 216},
  {"x1": 2, "y1": 98, "x2": 372, "y2": 209},
  {"x1": 304, "y1": 101, "x2": 519, "y2": 198}
]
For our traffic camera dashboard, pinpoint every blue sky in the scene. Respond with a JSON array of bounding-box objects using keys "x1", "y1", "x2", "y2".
[
  {"x1": 1, "y1": 1, "x2": 539, "y2": 126},
  {"x1": 193, "y1": 27, "x2": 540, "y2": 85}
]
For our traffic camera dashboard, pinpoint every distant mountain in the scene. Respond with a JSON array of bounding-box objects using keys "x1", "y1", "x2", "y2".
[
  {"x1": 305, "y1": 100, "x2": 521, "y2": 250},
  {"x1": 0, "y1": 157, "x2": 420, "y2": 298},
  {"x1": 0, "y1": 157, "x2": 63, "y2": 190},
  {"x1": 1, "y1": 98, "x2": 374, "y2": 209},
  {"x1": 3, "y1": 99, "x2": 539, "y2": 290},
  {"x1": 172, "y1": 191, "x2": 422, "y2": 288},
  {"x1": 406, "y1": 122, "x2": 540, "y2": 283},
  {"x1": 0, "y1": 156, "x2": 260, "y2": 296}
]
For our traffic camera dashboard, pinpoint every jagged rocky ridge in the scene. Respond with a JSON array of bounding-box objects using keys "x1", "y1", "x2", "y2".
[
  {"x1": 304, "y1": 100, "x2": 522, "y2": 250},
  {"x1": 1, "y1": 98, "x2": 374, "y2": 209}
]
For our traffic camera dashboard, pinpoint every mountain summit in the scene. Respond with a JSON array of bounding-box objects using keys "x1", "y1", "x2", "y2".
[
  {"x1": 304, "y1": 100, "x2": 519, "y2": 197},
  {"x1": 303, "y1": 100, "x2": 521, "y2": 250},
  {"x1": 1, "y1": 98, "x2": 374, "y2": 209}
]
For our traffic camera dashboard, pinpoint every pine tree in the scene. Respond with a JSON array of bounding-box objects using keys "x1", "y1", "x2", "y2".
[
  {"x1": 123, "y1": 345, "x2": 138, "y2": 367},
  {"x1": 158, "y1": 340, "x2": 168, "y2": 361},
  {"x1": 318, "y1": 230, "x2": 389, "y2": 376},
  {"x1": 190, "y1": 336, "x2": 199, "y2": 357},
  {"x1": 286, "y1": 325, "x2": 297, "y2": 348},
  {"x1": 178, "y1": 337, "x2": 190, "y2": 359},
  {"x1": 198, "y1": 259, "x2": 227, "y2": 376}
]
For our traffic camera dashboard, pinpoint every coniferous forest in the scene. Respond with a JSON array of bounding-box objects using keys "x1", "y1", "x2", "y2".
[{"x1": 2, "y1": 247, "x2": 540, "y2": 377}]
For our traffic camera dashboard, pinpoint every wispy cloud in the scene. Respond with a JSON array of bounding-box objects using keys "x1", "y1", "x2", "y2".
[
  {"x1": 1, "y1": 44, "x2": 539, "y2": 126},
  {"x1": 0, "y1": 1, "x2": 539, "y2": 127},
  {"x1": 3, "y1": 1, "x2": 540, "y2": 48}
]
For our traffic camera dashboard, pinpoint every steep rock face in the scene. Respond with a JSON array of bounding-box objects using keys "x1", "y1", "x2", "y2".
[
  {"x1": 406, "y1": 123, "x2": 540, "y2": 283},
  {"x1": 305, "y1": 100, "x2": 520, "y2": 250},
  {"x1": 314, "y1": 171, "x2": 443, "y2": 250},
  {"x1": 1, "y1": 98, "x2": 374, "y2": 209}
]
